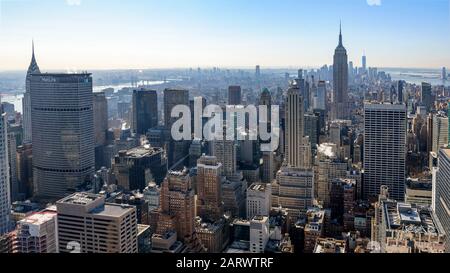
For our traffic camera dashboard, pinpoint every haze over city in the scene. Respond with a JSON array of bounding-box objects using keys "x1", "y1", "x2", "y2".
[{"x1": 0, "y1": 0, "x2": 449, "y2": 70}]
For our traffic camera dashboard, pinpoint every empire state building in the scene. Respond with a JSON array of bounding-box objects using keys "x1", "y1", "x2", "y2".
[{"x1": 332, "y1": 24, "x2": 349, "y2": 120}]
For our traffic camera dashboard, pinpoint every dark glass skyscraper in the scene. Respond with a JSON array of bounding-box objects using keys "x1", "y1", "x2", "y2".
[
  {"x1": 30, "y1": 73, "x2": 95, "y2": 199},
  {"x1": 421, "y1": 82, "x2": 433, "y2": 111},
  {"x1": 228, "y1": 86, "x2": 242, "y2": 105},
  {"x1": 132, "y1": 88, "x2": 158, "y2": 135}
]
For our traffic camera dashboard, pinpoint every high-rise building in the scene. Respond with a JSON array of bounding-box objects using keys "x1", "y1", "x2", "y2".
[
  {"x1": 0, "y1": 112, "x2": 10, "y2": 235},
  {"x1": 93, "y1": 92, "x2": 108, "y2": 170},
  {"x1": 431, "y1": 113, "x2": 448, "y2": 154},
  {"x1": 247, "y1": 183, "x2": 271, "y2": 219},
  {"x1": 228, "y1": 86, "x2": 242, "y2": 105},
  {"x1": 93, "y1": 92, "x2": 108, "y2": 146},
  {"x1": 259, "y1": 88, "x2": 271, "y2": 124},
  {"x1": 157, "y1": 169, "x2": 197, "y2": 244},
  {"x1": 314, "y1": 80, "x2": 326, "y2": 111},
  {"x1": 212, "y1": 139, "x2": 236, "y2": 178},
  {"x1": 316, "y1": 143, "x2": 348, "y2": 207},
  {"x1": 164, "y1": 89, "x2": 189, "y2": 129},
  {"x1": 363, "y1": 103, "x2": 407, "y2": 201},
  {"x1": 397, "y1": 80, "x2": 405, "y2": 103},
  {"x1": 255, "y1": 65, "x2": 261, "y2": 79},
  {"x1": 16, "y1": 143, "x2": 33, "y2": 199},
  {"x1": 14, "y1": 208, "x2": 58, "y2": 253},
  {"x1": 132, "y1": 88, "x2": 158, "y2": 135},
  {"x1": 436, "y1": 148, "x2": 450, "y2": 252},
  {"x1": 197, "y1": 156, "x2": 223, "y2": 222},
  {"x1": 30, "y1": 73, "x2": 95, "y2": 199},
  {"x1": 23, "y1": 41, "x2": 40, "y2": 144},
  {"x1": 56, "y1": 192, "x2": 138, "y2": 253},
  {"x1": 112, "y1": 145, "x2": 167, "y2": 190},
  {"x1": 442, "y1": 67, "x2": 447, "y2": 80},
  {"x1": 421, "y1": 82, "x2": 433, "y2": 111},
  {"x1": 304, "y1": 114, "x2": 319, "y2": 149},
  {"x1": 250, "y1": 216, "x2": 269, "y2": 253},
  {"x1": 163, "y1": 88, "x2": 189, "y2": 166},
  {"x1": 362, "y1": 54, "x2": 367, "y2": 71},
  {"x1": 7, "y1": 131, "x2": 17, "y2": 202},
  {"x1": 332, "y1": 23, "x2": 349, "y2": 120},
  {"x1": 261, "y1": 151, "x2": 274, "y2": 183},
  {"x1": 272, "y1": 166, "x2": 314, "y2": 220},
  {"x1": 285, "y1": 85, "x2": 304, "y2": 168}
]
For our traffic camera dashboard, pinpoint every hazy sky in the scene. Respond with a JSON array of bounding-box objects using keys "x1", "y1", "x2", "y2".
[{"x1": 0, "y1": 0, "x2": 449, "y2": 70}]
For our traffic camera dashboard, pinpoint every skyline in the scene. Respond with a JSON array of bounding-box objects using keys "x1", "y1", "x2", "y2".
[{"x1": 0, "y1": 0, "x2": 450, "y2": 71}]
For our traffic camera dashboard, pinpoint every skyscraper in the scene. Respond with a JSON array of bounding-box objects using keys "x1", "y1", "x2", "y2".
[
  {"x1": 260, "y1": 88, "x2": 274, "y2": 183},
  {"x1": 132, "y1": 88, "x2": 158, "y2": 135},
  {"x1": 272, "y1": 167, "x2": 314, "y2": 220},
  {"x1": 436, "y1": 148, "x2": 450, "y2": 252},
  {"x1": 57, "y1": 192, "x2": 138, "y2": 253},
  {"x1": 93, "y1": 92, "x2": 108, "y2": 170},
  {"x1": 163, "y1": 89, "x2": 189, "y2": 129},
  {"x1": 228, "y1": 86, "x2": 242, "y2": 105},
  {"x1": 30, "y1": 73, "x2": 95, "y2": 199},
  {"x1": 421, "y1": 82, "x2": 433, "y2": 111},
  {"x1": 212, "y1": 139, "x2": 236, "y2": 178},
  {"x1": 93, "y1": 92, "x2": 108, "y2": 147},
  {"x1": 362, "y1": 53, "x2": 367, "y2": 71},
  {"x1": 442, "y1": 67, "x2": 447, "y2": 80},
  {"x1": 112, "y1": 146, "x2": 167, "y2": 191},
  {"x1": 23, "y1": 41, "x2": 40, "y2": 144},
  {"x1": 0, "y1": 111, "x2": 10, "y2": 235},
  {"x1": 363, "y1": 103, "x2": 407, "y2": 201},
  {"x1": 397, "y1": 80, "x2": 405, "y2": 103},
  {"x1": 163, "y1": 89, "x2": 189, "y2": 166},
  {"x1": 285, "y1": 85, "x2": 304, "y2": 168},
  {"x1": 314, "y1": 80, "x2": 326, "y2": 111},
  {"x1": 196, "y1": 156, "x2": 223, "y2": 221},
  {"x1": 157, "y1": 169, "x2": 197, "y2": 243},
  {"x1": 332, "y1": 23, "x2": 349, "y2": 120},
  {"x1": 432, "y1": 113, "x2": 449, "y2": 154}
]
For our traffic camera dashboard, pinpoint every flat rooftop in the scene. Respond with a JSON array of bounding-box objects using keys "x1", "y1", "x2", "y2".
[
  {"x1": 90, "y1": 203, "x2": 135, "y2": 218},
  {"x1": 314, "y1": 238, "x2": 346, "y2": 253},
  {"x1": 19, "y1": 210, "x2": 57, "y2": 226},
  {"x1": 384, "y1": 202, "x2": 443, "y2": 235},
  {"x1": 58, "y1": 192, "x2": 100, "y2": 206},
  {"x1": 249, "y1": 183, "x2": 267, "y2": 192},
  {"x1": 120, "y1": 145, "x2": 162, "y2": 158}
]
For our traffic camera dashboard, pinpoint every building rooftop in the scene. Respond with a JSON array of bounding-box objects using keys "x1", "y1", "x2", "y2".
[
  {"x1": 249, "y1": 183, "x2": 267, "y2": 192},
  {"x1": 314, "y1": 238, "x2": 346, "y2": 253},
  {"x1": 58, "y1": 192, "x2": 100, "y2": 206},
  {"x1": 119, "y1": 145, "x2": 163, "y2": 158},
  {"x1": 383, "y1": 202, "x2": 444, "y2": 236},
  {"x1": 19, "y1": 210, "x2": 57, "y2": 226},
  {"x1": 91, "y1": 203, "x2": 135, "y2": 218}
]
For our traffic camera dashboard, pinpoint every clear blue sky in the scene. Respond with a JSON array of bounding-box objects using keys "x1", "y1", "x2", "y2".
[{"x1": 0, "y1": 0, "x2": 449, "y2": 70}]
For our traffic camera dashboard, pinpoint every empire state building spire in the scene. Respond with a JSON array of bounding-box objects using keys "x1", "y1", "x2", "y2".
[{"x1": 332, "y1": 22, "x2": 349, "y2": 120}]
